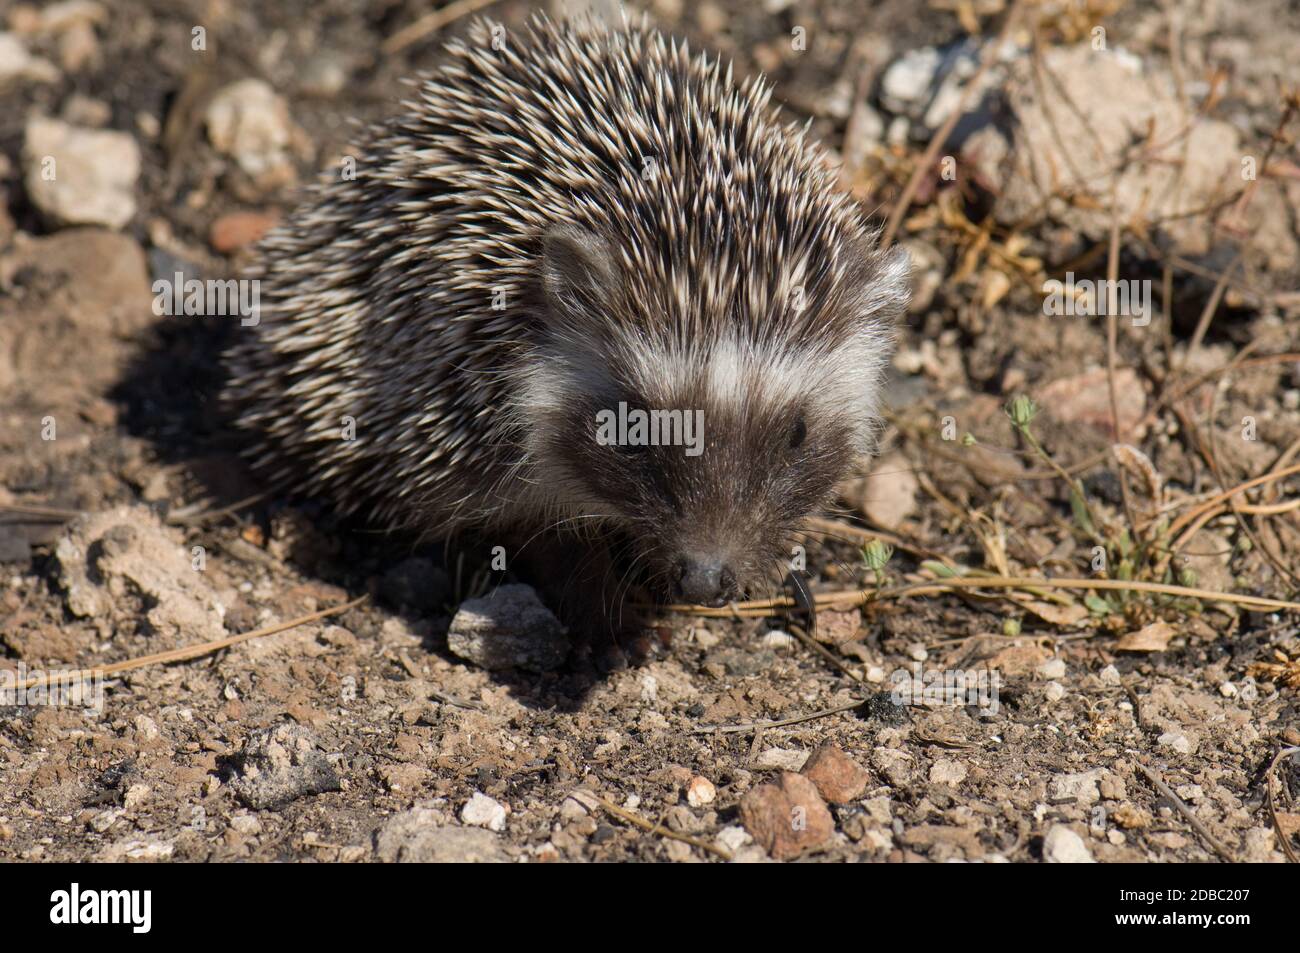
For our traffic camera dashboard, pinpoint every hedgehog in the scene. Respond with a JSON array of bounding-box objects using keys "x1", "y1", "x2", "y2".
[{"x1": 223, "y1": 15, "x2": 910, "y2": 658}]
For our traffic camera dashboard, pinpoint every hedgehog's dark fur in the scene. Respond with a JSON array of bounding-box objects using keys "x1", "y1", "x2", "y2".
[{"x1": 223, "y1": 16, "x2": 909, "y2": 652}]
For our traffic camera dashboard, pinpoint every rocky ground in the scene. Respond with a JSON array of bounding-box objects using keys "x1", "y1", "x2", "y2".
[{"x1": 1, "y1": 0, "x2": 1299, "y2": 863}]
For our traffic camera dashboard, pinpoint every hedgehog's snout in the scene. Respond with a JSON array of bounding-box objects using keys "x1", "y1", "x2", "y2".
[{"x1": 673, "y1": 552, "x2": 740, "y2": 607}]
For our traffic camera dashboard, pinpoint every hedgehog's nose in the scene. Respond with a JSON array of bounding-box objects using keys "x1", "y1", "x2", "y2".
[{"x1": 675, "y1": 554, "x2": 737, "y2": 607}]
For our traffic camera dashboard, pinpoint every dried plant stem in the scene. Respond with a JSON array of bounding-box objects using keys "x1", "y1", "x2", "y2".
[
  {"x1": 383, "y1": 0, "x2": 500, "y2": 54},
  {"x1": 594, "y1": 796, "x2": 734, "y2": 861},
  {"x1": 8, "y1": 596, "x2": 368, "y2": 691},
  {"x1": 1138, "y1": 764, "x2": 1237, "y2": 863},
  {"x1": 661, "y1": 575, "x2": 1300, "y2": 618}
]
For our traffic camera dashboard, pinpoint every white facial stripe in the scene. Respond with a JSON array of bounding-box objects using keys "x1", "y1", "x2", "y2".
[{"x1": 610, "y1": 329, "x2": 889, "y2": 452}]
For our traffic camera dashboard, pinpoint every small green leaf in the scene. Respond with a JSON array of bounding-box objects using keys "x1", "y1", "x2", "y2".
[
  {"x1": 921, "y1": 559, "x2": 962, "y2": 577},
  {"x1": 1084, "y1": 593, "x2": 1111, "y2": 615},
  {"x1": 1005, "y1": 395, "x2": 1039, "y2": 429},
  {"x1": 1069, "y1": 488, "x2": 1096, "y2": 536},
  {"x1": 862, "y1": 539, "x2": 895, "y2": 572}
]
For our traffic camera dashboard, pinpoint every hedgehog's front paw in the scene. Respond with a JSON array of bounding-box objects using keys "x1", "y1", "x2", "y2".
[{"x1": 562, "y1": 610, "x2": 643, "y2": 674}]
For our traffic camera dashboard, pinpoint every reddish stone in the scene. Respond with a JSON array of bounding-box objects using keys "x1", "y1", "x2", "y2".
[
  {"x1": 802, "y1": 744, "x2": 871, "y2": 804},
  {"x1": 210, "y1": 210, "x2": 279, "y2": 253},
  {"x1": 739, "y1": 772, "x2": 834, "y2": 860}
]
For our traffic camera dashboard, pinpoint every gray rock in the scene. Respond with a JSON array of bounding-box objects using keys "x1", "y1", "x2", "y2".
[
  {"x1": 229, "y1": 724, "x2": 341, "y2": 810},
  {"x1": 446, "y1": 584, "x2": 568, "y2": 672},
  {"x1": 52, "y1": 505, "x2": 226, "y2": 642},
  {"x1": 1047, "y1": 769, "x2": 1105, "y2": 806},
  {"x1": 880, "y1": 40, "x2": 1006, "y2": 142},
  {"x1": 375, "y1": 806, "x2": 507, "y2": 863}
]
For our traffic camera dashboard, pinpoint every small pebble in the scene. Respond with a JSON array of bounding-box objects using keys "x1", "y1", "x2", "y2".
[
  {"x1": 1038, "y1": 658, "x2": 1067, "y2": 679},
  {"x1": 1043, "y1": 825, "x2": 1094, "y2": 863},
  {"x1": 229, "y1": 813, "x2": 263, "y2": 836},
  {"x1": 685, "y1": 776, "x2": 716, "y2": 808},
  {"x1": 461, "y1": 791, "x2": 508, "y2": 832},
  {"x1": 929, "y1": 758, "x2": 967, "y2": 786}
]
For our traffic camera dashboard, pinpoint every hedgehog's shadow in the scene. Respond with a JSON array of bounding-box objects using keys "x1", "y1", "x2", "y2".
[{"x1": 111, "y1": 311, "x2": 605, "y2": 711}]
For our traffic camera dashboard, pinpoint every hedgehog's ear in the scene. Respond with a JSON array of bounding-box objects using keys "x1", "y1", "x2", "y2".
[{"x1": 541, "y1": 224, "x2": 619, "y2": 326}]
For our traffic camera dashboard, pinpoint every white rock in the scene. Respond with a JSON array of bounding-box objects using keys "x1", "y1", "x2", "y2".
[
  {"x1": 1047, "y1": 769, "x2": 1104, "y2": 806},
  {"x1": 929, "y1": 758, "x2": 967, "y2": 786},
  {"x1": 880, "y1": 47, "x2": 943, "y2": 114},
  {"x1": 1038, "y1": 658, "x2": 1067, "y2": 679},
  {"x1": 1099, "y1": 664, "x2": 1122, "y2": 686},
  {"x1": 229, "y1": 813, "x2": 263, "y2": 835},
  {"x1": 205, "y1": 79, "x2": 297, "y2": 184},
  {"x1": 639, "y1": 675, "x2": 658, "y2": 703},
  {"x1": 1044, "y1": 682, "x2": 1067, "y2": 703},
  {"x1": 22, "y1": 117, "x2": 140, "y2": 229},
  {"x1": 715, "y1": 825, "x2": 751, "y2": 852},
  {"x1": 1158, "y1": 731, "x2": 1194, "y2": 755},
  {"x1": 1043, "y1": 825, "x2": 1094, "y2": 863},
  {"x1": 753, "y1": 748, "x2": 809, "y2": 772},
  {"x1": 0, "y1": 33, "x2": 60, "y2": 87},
  {"x1": 133, "y1": 714, "x2": 160, "y2": 742},
  {"x1": 98, "y1": 838, "x2": 174, "y2": 862},
  {"x1": 122, "y1": 784, "x2": 151, "y2": 812},
  {"x1": 685, "y1": 776, "x2": 716, "y2": 808},
  {"x1": 760, "y1": 630, "x2": 796, "y2": 650},
  {"x1": 36, "y1": 0, "x2": 107, "y2": 33},
  {"x1": 460, "y1": 791, "x2": 508, "y2": 832},
  {"x1": 89, "y1": 809, "x2": 122, "y2": 833}
]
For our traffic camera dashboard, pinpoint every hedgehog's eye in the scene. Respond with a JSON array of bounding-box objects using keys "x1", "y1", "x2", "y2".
[
  {"x1": 616, "y1": 441, "x2": 650, "y2": 456},
  {"x1": 789, "y1": 415, "x2": 807, "y2": 449}
]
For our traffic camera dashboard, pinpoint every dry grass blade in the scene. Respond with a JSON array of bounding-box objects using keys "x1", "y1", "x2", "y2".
[
  {"x1": 383, "y1": 0, "x2": 500, "y2": 54},
  {"x1": 691, "y1": 700, "x2": 865, "y2": 735},
  {"x1": 660, "y1": 575, "x2": 1300, "y2": 617},
  {"x1": 594, "y1": 796, "x2": 734, "y2": 860},
  {"x1": 1138, "y1": 764, "x2": 1237, "y2": 862},
  {"x1": 8, "y1": 595, "x2": 368, "y2": 691},
  {"x1": 1265, "y1": 747, "x2": 1300, "y2": 863}
]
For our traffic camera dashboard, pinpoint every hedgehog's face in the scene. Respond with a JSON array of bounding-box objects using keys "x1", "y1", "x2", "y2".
[{"x1": 520, "y1": 224, "x2": 908, "y2": 606}]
